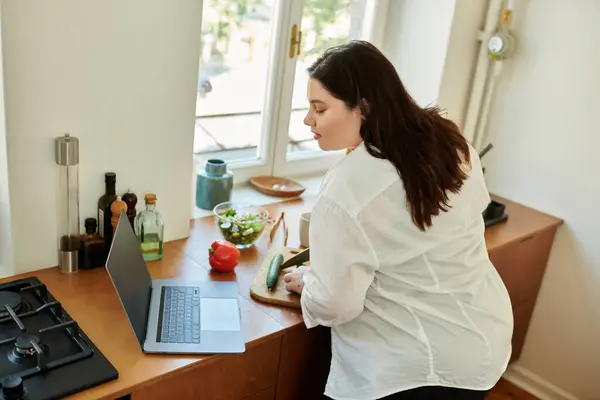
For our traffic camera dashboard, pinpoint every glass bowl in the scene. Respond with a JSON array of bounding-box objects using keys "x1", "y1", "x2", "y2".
[{"x1": 213, "y1": 202, "x2": 270, "y2": 249}]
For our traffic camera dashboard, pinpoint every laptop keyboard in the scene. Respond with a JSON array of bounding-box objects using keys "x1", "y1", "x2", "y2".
[{"x1": 160, "y1": 286, "x2": 201, "y2": 343}]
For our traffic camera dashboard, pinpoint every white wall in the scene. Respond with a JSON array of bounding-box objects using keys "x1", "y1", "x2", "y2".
[
  {"x1": 1, "y1": 0, "x2": 203, "y2": 274},
  {"x1": 382, "y1": 0, "x2": 485, "y2": 129},
  {"x1": 381, "y1": 0, "x2": 455, "y2": 108},
  {"x1": 483, "y1": 1, "x2": 600, "y2": 398},
  {"x1": 0, "y1": 4, "x2": 14, "y2": 277}
]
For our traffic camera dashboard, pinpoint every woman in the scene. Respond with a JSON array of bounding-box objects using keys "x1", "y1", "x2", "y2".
[{"x1": 283, "y1": 41, "x2": 513, "y2": 400}]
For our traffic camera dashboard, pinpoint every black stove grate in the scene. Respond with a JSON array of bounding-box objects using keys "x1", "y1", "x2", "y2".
[
  {"x1": 0, "y1": 300, "x2": 94, "y2": 382},
  {"x1": 0, "y1": 277, "x2": 118, "y2": 400}
]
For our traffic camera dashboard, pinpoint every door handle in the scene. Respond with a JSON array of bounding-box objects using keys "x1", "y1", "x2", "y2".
[{"x1": 289, "y1": 24, "x2": 302, "y2": 58}]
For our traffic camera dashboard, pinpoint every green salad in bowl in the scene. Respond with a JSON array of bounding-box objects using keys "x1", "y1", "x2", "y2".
[{"x1": 213, "y1": 202, "x2": 269, "y2": 249}]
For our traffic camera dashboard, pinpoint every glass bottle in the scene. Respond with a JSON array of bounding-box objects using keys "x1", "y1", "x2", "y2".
[
  {"x1": 98, "y1": 172, "x2": 117, "y2": 251},
  {"x1": 134, "y1": 194, "x2": 164, "y2": 261},
  {"x1": 55, "y1": 133, "x2": 80, "y2": 274},
  {"x1": 79, "y1": 218, "x2": 105, "y2": 269}
]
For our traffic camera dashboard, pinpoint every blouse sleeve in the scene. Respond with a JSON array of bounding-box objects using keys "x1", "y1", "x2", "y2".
[{"x1": 300, "y1": 195, "x2": 378, "y2": 328}]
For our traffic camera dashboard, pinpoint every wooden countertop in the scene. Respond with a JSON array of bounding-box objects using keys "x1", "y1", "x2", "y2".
[
  {"x1": 0, "y1": 195, "x2": 562, "y2": 399},
  {"x1": 484, "y1": 195, "x2": 563, "y2": 251}
]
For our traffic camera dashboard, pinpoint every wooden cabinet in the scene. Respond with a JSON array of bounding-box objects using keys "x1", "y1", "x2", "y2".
[
  {"x1": 489, "y1": 225, "x2": 560, "y2": 363},
  {"x1": 275, "y1": 325, "x2": 331, "y2": 400},
  {"x1": 489, "y1": 226, "x2": 557, "y2": 308},
  {"x1": 131, "y1": 337, "x2": 282, "y2": 400},
  {"x1": 510, "y1": 299, "x2": 536, "y2": 362},
  {"x1": 242, "y1": 386, "x2": 276, "y2": 400}
]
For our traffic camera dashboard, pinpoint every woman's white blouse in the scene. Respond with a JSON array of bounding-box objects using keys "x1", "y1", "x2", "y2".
[{"x1": 300, "y1": 143, "x2": 514, "y2": 400}]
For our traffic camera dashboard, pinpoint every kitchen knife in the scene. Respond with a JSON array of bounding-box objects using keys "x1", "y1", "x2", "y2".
[{"x1": 281, "y1": 248, "x2": 310, "y2": 269}]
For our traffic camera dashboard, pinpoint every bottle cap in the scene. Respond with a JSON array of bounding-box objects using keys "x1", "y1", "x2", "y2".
[
  {"x1": 84, "y1": 218, "x2": 97, "y2": 233},
  {"x1": 105, "y1": 172, "x2": 116, "y2": 183},
  {"x1": 145, "y1": 193, "x2": 157, "y2": 204},
  {"x1": 55, "y1": 134, "x2": 79, "y2": 166}
]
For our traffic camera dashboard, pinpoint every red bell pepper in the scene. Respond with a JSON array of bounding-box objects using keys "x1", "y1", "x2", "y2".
[{"x1": 208, "y1": 240, "x2": 241, "y2": 272}]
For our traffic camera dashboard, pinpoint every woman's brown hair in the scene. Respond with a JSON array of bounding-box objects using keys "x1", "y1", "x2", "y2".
[{"x1": 307, "y1": 40, "x2": 471, "y2": 231}]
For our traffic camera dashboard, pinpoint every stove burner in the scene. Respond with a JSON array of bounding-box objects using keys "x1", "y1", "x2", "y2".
[
  {"x1": 0, "y1": 291, "x2": 22, "y2": 317},
  {"x1": 15, "y1": 334, "x2": 40, "y2": 356},
  {"x1": 7, "y1": 334, "x2": 42, "y2": 365}
]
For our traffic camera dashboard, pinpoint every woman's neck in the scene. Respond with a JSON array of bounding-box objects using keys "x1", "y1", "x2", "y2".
[{"x1": 346, "y1": 140, "x2": 364, "y2": 154}]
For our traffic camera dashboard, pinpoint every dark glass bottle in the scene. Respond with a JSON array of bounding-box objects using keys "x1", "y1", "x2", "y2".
[
  {"x1": 98, "y1": 172, "x2": 117, "y2": 253},
  {"x1": 79, "y1": 218, "x2": 105, "y2": 269}
]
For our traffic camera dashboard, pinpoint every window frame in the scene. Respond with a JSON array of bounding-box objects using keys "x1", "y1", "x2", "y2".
[{"x1": 194, "y1": 0, "x2": 390, "y2": 184}]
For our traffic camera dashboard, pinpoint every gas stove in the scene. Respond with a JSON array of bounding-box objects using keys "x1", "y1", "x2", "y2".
[{"x1": 0, "y1": 277, "x2": 118, "y2": 400}]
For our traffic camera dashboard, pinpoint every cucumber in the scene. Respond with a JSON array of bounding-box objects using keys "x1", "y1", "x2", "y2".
[{"x1": 266, "y1": 253, "x2": 284, "y2": 291}]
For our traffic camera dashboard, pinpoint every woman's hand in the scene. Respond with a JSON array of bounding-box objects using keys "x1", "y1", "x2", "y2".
[{"x1": 283, "y1": 265, "x2": 309, "y2": 294}]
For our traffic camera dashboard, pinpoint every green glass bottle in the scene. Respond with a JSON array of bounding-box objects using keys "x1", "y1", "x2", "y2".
[{"x1": 134, "y1": 193, "x2": 164, "y2": 261}]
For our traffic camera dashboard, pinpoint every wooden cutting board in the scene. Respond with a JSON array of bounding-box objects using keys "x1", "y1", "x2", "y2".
[{"x1": 249, "y1": 247, "x2": 308, "y2": 309}]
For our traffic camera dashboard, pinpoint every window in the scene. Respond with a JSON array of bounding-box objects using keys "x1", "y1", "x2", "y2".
[{"x1": 194, "y1": 0, "x2": 387, "y2": 182}]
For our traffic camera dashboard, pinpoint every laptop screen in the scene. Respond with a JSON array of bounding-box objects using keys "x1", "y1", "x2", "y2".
[{"x1": 105, "y1": 211, "x2": 153, "y2": 346}]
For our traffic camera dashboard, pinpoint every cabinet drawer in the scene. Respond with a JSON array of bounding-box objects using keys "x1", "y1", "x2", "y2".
[
  {"x1": 132, "y1": 337, "x2": 282, "y2": 400},
  {"x1": 489, "y1": 227, "x2": 556, "y2": 307}
]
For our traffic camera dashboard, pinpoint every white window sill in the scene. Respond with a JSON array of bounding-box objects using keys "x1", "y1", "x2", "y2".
[{"x1": 194, "y1": 172, "x2": 323, "y2": 218}]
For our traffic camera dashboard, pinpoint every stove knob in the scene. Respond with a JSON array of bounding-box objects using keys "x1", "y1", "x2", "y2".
[{"x1": 1, "y1": 376, "x2": 24, "y2": 400}]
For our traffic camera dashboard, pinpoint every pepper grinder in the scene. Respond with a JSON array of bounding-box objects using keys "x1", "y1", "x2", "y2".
[
  {"x1": 110, "y1": 196, "x2": 128, "y2": 232},
  {"x1": 55, "y1": 133, "x2": 80, "y2": 274},
  {"x1": 122, "y1": 190, "x2": 138, "y2": 228}
]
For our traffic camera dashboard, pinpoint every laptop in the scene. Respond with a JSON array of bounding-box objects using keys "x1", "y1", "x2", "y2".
[{"x1": 105, "y1": 211, "x2": 245, "y2": 354}]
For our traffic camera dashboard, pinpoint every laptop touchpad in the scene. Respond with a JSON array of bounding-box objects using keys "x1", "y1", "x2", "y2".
[{"x1": 200, "y1": 298, "x2": 241, "y2": 331}]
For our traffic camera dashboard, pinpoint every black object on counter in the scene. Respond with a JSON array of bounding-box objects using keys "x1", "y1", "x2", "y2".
[
  {"x1": 483, "y1": 200, "x2": 508, "y2": 228},
  {"x1": 0, "y1": 276, "x2": 118, "y2": 400}
]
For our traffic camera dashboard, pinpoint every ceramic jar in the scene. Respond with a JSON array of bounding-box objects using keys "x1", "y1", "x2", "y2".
[{"x1": 196, "y1": 159, "x2": 233, "y2": 210}]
